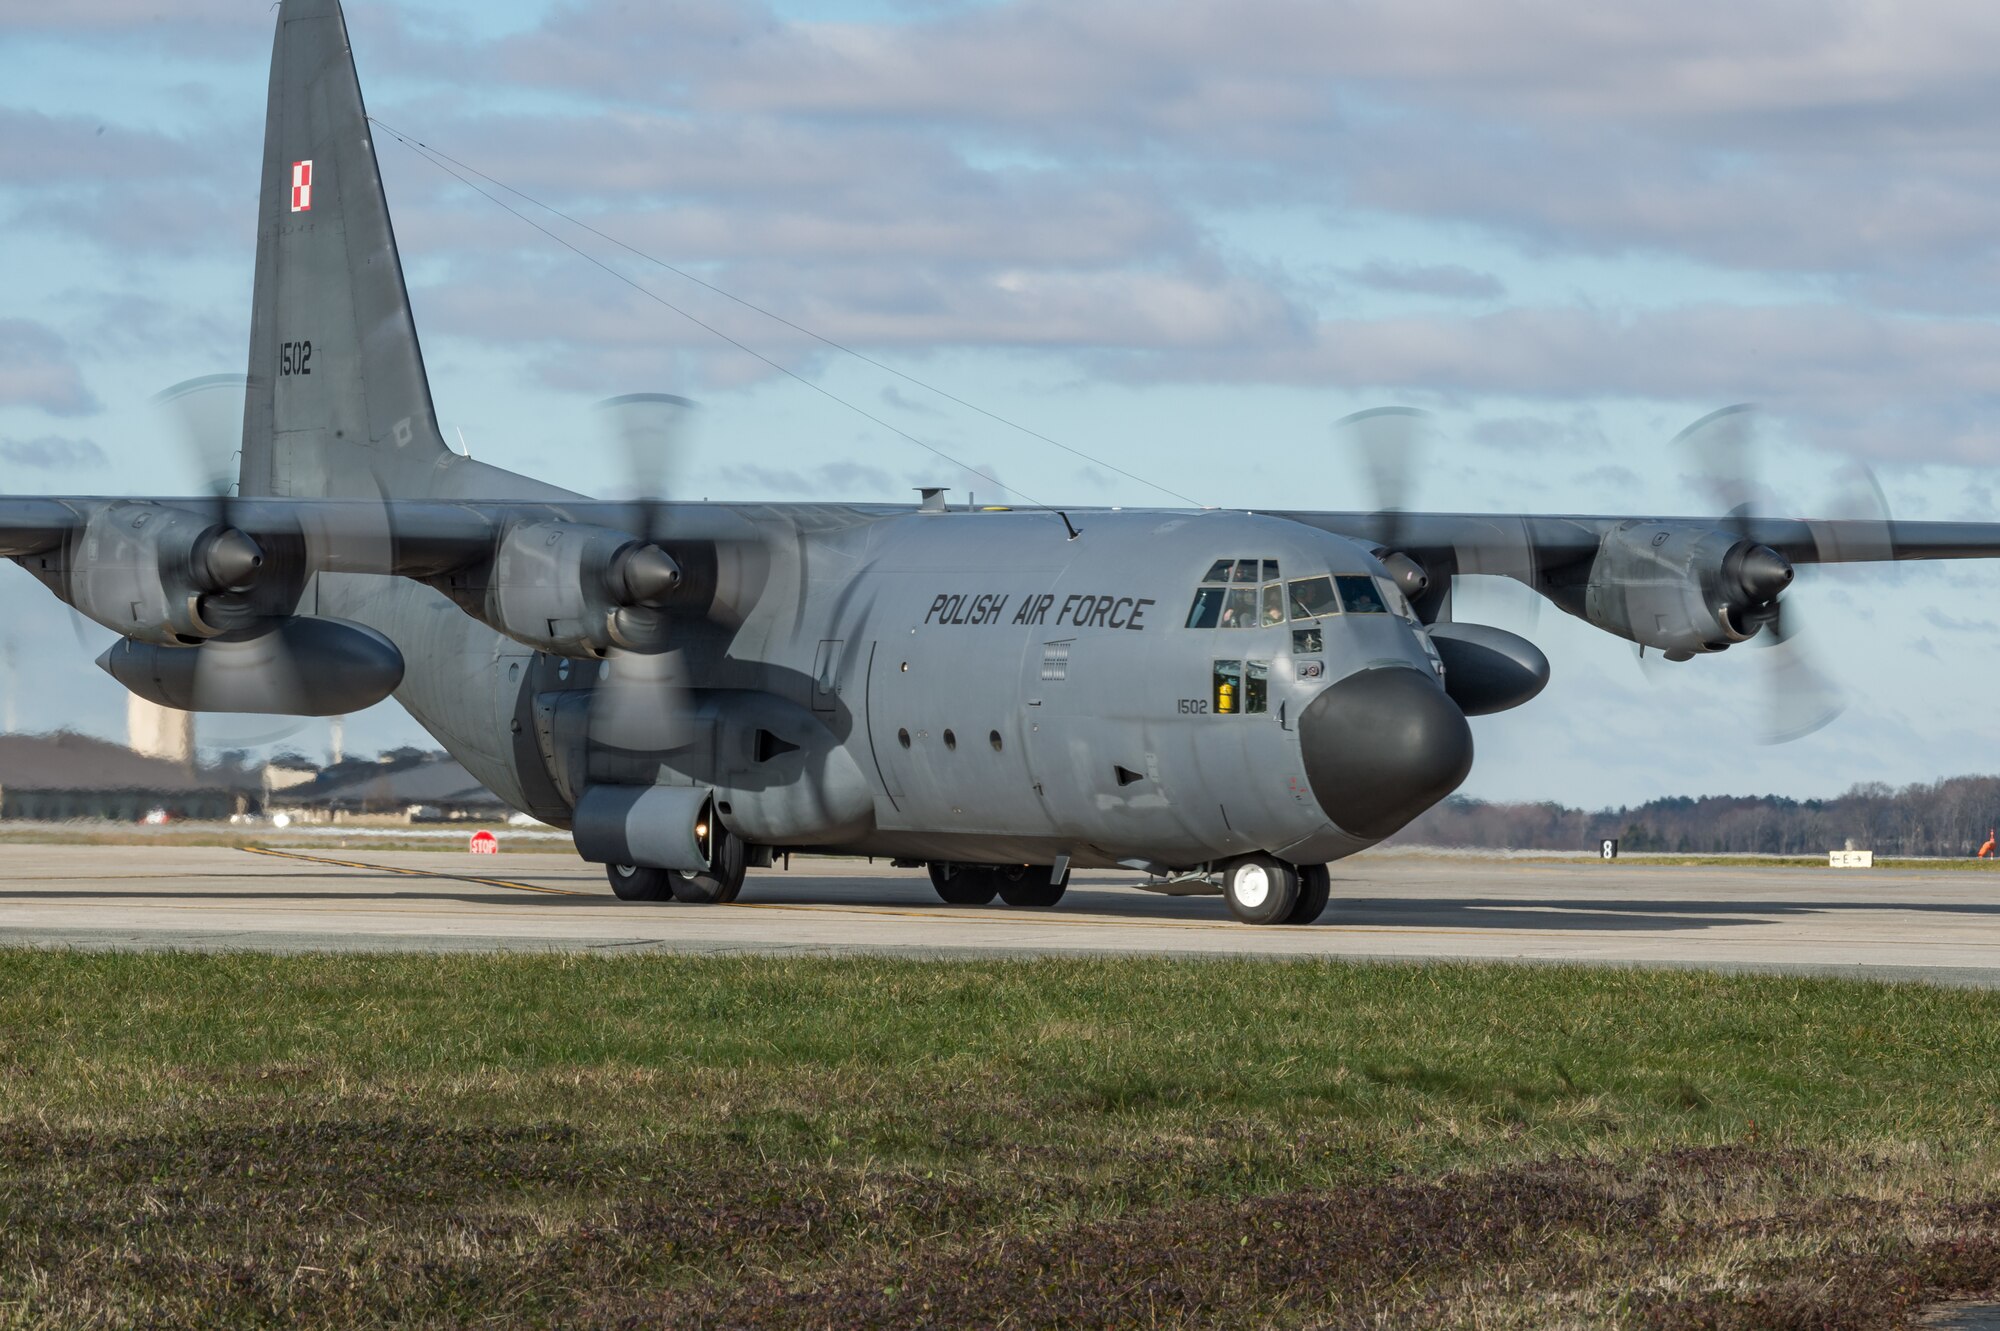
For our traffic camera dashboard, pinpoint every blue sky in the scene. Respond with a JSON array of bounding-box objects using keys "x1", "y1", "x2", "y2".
[{"x1": 5, "y1": 0, "x2": 2000, "y2": 805}]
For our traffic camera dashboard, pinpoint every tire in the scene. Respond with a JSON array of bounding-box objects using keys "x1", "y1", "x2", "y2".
[
  {"x1": 671, "y1": 826, "x2": 748, "y2": 904},
  {"x1": 1285, "y1": 863, "x2": 1330, "y2": 925},
  {"x1": 606, "y1": 862, "x2": 674, "y2": 902},
  {"x1": 1222, "y1": 855, "x2": 1299, "y2": 925},
  {"x1": 929, "y1": 862, "x2": 998, "y2": 905},
  {"x1": 995, "y1": 865, "x2": 1065, "y2": 908}
]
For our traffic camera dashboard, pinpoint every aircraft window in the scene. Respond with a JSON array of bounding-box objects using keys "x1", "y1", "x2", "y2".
[
  {"x1": 1262, "y1": 559, "x2": 1281, "y2": 582},
  {"x1": 1232, "y1": 559, "x2": 1260, "y2": 583},
  {"x1": 1221, "y1": 587, "x2": 1259, "y2": 628},
  {"x1": 1244, "y1": 661, "x2": 1270, "y2": 714},
  {"x1": 1202, "y1": 559, "x2": 1234, "y2": 583},
  {"x1": 1288, "y1": 576, "x2": 1338, "y2": 619},
  {"x1": 1336, "y1": 575, "x2": 1387, "y2": 614},
  {"x1": 1293, "y1": 627, "x2": 1322, "y2": 653},
  {"x1": 1185, "y1": 585, "x2": 1225, "y2": 628},
  {"x1": 1261, "y1": 584, "x2": 1285, "y2": 625},
  {"x1": 1213, "y1": 659, "x2": 1243, "y2": 713}
]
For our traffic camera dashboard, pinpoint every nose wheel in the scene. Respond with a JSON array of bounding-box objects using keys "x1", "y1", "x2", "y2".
[
  {"x1": 1221, "y1": 855, "x2": 1298, "y2": 925},
  {"x1": 1220, "y1": 856, "x2": 1329, "y2": 925}
]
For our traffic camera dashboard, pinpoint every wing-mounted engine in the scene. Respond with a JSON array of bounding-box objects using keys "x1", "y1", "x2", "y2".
[
  {"x1": 432, "y1": 520, "x2": 683, "y2": 657},
  {"x1": 11, "y1": 498, "x2": 408, "y2": 716},
  {"x1": 1580, "y1": 521, "x2": 1793, "y2": 658},
  {"x1": 29, "y1": 500, "x2": 280, "y2": 644}
]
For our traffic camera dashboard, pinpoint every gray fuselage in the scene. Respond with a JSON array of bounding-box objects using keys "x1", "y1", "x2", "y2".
[{"x1": 320, "y1": 495, "x2": 1458, "y2": 871}]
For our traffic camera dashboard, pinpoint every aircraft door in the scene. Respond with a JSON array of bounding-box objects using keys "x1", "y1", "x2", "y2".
[{"x1": 863, "y1": 642, "x2": 907, "y2": 808}]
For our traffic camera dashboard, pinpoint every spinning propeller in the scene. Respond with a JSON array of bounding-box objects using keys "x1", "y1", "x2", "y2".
[
  {"x1": 1334, "y1": 406, "x2": 1543, "y2": 629},
  {"x1": 1641, "y1": 403, "x2": 1891, "y2": 745},
  {"x1": 584, "y1": 392, "x2": 700, "y2": 753}
]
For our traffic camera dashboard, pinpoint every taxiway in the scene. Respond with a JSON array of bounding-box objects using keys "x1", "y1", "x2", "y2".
[{"x1": 0, "y1": 843, "x2": 1996, "y2": 982}]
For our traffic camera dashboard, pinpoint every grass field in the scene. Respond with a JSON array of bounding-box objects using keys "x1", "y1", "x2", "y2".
[{"x1": 3, "y1": 953, "x2": 2000, "y2": 1328}]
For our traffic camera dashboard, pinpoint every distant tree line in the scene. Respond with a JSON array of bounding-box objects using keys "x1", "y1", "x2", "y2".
[{"x1": 1392, "y1": 775, "x2": 2000, "y2": 857}]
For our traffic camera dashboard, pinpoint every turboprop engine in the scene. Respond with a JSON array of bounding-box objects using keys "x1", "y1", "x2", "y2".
[
  {"x1": 436, "y1": 521, "x2": 683, "y2": 657},
  {"x1": 1581, "y1": 521, "x2": 1794, "y2": 658},
  {"x1": 52, "y1": 501, "x2": 269, "y2": 644}
]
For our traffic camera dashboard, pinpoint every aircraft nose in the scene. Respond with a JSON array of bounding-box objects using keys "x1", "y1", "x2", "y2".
[{"x1": 1298, "y1": 666, "x2": 1474, "y2": 840}]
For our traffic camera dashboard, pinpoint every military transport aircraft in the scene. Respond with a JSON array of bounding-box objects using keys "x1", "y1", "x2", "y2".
[{"x1": 11, "y1": 0, "x2": 2000, "y2": 925}]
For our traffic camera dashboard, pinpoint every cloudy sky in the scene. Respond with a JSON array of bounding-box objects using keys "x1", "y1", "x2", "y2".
[{"x1": 4, "y1": 0, "x2": 2000, "y2": 805}]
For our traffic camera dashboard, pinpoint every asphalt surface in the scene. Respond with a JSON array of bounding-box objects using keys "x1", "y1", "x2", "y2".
[{"x1": 3, "y1": 843, "x2": 2000, "y2": 982}]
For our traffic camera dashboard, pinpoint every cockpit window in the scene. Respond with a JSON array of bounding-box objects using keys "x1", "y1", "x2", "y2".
[
  {"x1": 1287, "y1": 576, "x2": 1338, "y2": 619},
  {"x1": 1188, "y1": 557, "x2": 1284, "y2": 629},
  {"x1": 1335, "y1": 574, "x2": 1387, "y2": 614}
]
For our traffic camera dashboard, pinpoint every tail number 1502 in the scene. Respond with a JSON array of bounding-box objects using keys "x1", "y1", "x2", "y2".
[{"x1": 279, "y1": 340, "x2": 313, "y2": 376}]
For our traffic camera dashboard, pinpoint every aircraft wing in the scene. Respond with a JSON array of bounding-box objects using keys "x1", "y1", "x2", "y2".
[{"x1": 1266, "y1": 510, "x2": 2000, "y2": 572}]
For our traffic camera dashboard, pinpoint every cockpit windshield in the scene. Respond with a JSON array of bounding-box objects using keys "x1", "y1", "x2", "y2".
[
  {"x1": 1189, "y1": 560, "x2": 1397, "y2": 627},
  {"x1": 1286, "y1": 576, "x2": 1338, "y2": 619},
  {"x1": 1334, "y1": 575, "x2": 1387, "y2": 614}
]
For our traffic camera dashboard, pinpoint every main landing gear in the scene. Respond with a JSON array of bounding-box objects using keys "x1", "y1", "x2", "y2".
[
  {"x1": 927, "y1": 863, "x2": 1066, "y2": 908},
  {"x1": 1220, "y1": 854, "x2": 1330, "y2": 926},
  {"x1": 605, "y1": 825, "x2": 749, "y2": 904}
]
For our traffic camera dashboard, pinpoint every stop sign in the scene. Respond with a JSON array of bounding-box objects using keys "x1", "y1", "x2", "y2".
[{"x1": 469, "y1": 829, "x2": 498, "y2": 855}]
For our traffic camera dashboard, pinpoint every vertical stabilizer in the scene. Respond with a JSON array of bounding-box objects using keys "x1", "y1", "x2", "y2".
[{"x1": 240, "y1": 0, "x2": 450, "y2": 500}]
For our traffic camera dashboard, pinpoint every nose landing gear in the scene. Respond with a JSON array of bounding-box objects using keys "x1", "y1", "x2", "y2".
[{"x1": 1221, "y1": 855, "x2": 1330, "y2": 926}]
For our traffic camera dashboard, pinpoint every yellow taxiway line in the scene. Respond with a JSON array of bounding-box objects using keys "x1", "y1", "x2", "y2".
[{"x1": 241, "y1": 845, "x2": 585, "y2": 896}]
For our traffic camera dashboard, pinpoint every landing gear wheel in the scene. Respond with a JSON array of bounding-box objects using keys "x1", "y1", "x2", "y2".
[
  {"x1": 1285, "y1": 863, "x2": 1330, "y2": 925},
  {"x1": 671, "y1": 826, "x2": 748, "y2": 904},
  {"x1": 1222, "y1": 855, "x2": 1300, "y2": 926},
  {"x1": 995, "y1": 865, "x2": 1065, "y2": 908},
  {"x1": 606, "y1": 862, "x2": 674, "y2": 902},
  {"x1": 929, "y1": 863, "x2": 998, "y2": 905}
]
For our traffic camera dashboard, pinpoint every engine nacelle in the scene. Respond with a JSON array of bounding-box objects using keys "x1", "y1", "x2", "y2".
[
  {"x1": 1582, "y1": 521, "x2": 1792, "y2": 656},
  {"x1": 462, "y1": 521, "x2": 680, "y2": 657},
  {"x1": 56, "y1": 502, "x2": 266, "y2": 645}
]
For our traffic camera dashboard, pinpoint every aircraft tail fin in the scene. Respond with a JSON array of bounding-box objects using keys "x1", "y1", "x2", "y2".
[{"x1": 239, "y1": 0, "x2": 451, "y2": 501}]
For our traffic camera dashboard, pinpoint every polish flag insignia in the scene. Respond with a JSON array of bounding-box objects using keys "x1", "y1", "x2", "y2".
[{"x1": 290, "y1": 160, "x2": 313, "y2": 212}]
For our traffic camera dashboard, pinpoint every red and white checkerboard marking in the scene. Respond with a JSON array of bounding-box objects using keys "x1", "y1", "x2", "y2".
[{"x1": 290, "y1": 160, "x2": 313, "y2": 212}]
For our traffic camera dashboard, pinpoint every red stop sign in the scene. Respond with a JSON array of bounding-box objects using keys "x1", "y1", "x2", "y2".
[{"x1": 469, "y1": 830, "x2": 498, "y2": 855}]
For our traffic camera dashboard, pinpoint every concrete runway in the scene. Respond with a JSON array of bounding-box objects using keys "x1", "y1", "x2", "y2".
[{"x1": 2, "y1": 842, "x2": 1999, "y2": 982}]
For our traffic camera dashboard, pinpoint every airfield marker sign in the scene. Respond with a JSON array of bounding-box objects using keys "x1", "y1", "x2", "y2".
[
  {"x1": 1829, "y1": 849, "x2": 1873, "y2": 868},
  {"x1": 469, "y1": 829, "x2": 498, "y2": 855}
]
